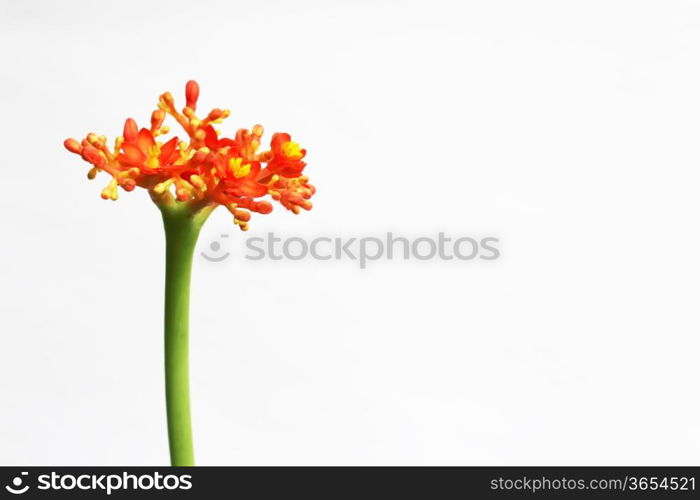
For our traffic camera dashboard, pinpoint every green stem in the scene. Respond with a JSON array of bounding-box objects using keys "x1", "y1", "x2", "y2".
[{"x1": 160, "y1": 203, "x2": 214, "y2": 466}]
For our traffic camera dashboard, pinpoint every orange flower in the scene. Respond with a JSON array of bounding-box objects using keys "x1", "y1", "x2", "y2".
[
  {"x1": 64, "y1": 81, "x2": 315, "y2": 230},
  {"x1": 259, "y1": 132, "x2": 307, "y2": 179}
]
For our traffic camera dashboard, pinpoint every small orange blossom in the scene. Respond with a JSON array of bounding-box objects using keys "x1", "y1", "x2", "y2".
[{"x1": 64, "y1": 81, "x2": 315, "y2": 230}]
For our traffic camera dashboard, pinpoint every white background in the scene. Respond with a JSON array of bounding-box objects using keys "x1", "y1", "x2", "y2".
[{"x1": 1, "y1": 0, "x2": 699, "y2": 465}]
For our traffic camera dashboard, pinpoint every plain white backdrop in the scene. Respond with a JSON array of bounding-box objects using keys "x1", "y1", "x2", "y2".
[{"x1": 1, "y1": 0, "x2": 699, "y2": 465}]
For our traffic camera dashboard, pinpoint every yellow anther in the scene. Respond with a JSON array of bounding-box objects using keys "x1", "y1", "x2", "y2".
[
  {"x1": 228, "y1": 157, "x2": 251, "y2": 178},
  {"x1": 145, "y1": 144, "x2": 161, "y2": 169},
  {"x1": 178, "y1": 149, "x2": 194, "y2": 162},
  {"x1": 281, "y1": 141, "x2": 303, "y2": 160}
]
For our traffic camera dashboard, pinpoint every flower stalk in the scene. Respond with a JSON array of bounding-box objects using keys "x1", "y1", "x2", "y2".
[{"x1": 160, "y1": 203, "x2": 214, "y2": 466}]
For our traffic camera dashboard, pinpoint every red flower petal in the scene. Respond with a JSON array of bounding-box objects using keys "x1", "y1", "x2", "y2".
[
  {"x1": 121, "y1": 143, "x2": 146, "y2": 164},
  {"x1": 136, "y1": 128, "x2": 155, "y2": 153},
  {"x1": 237, "y1": 179, "x2": 269, "y2": 197},
  {"x1": 159, "y1": 137, "x2": 179, "y2": 164},
  {"x1": 270, "y1": 132, "x2": 291, "y2": 153}
]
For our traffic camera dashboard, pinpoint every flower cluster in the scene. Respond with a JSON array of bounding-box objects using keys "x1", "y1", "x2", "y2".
[{"x1": 64, "y1": 81, "x2": 315, "y2": 230}]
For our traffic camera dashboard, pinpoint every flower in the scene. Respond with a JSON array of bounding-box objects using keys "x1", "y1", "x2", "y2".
[{"x1": 64, "y1": 81, "x2": 315, "y2": 230}]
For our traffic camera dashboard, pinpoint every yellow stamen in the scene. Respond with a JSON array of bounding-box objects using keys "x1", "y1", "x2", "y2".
[
  {"x1": 228, "y1": 157, "x2": 251, "y2": 178},
  {"x1": 145, "y1": 144, "x2": 161, "y2": 169},
  {"x1": 282, "y1": 141, "x2": 303, "y2": 160}
]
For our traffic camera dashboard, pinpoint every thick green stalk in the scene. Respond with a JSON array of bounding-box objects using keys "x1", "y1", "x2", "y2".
[{"x1": 160, "y1": 203, "x2": 213, "y2": 466}]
